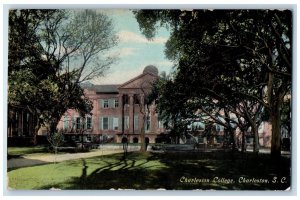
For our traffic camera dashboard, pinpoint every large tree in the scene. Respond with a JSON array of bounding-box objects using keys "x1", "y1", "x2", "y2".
[
  {"x1": 8, "y1": 10, "x2": 64, "y2": 141},
  {"x1": 134, "y1": 9, "x2": 292, "y2": 159},
  {"x1": 8, "y1": 9, "x2": 118, "y2": 139},
  {"x1": 36, "y1": 9, "x2": 118, "y2": 133}
]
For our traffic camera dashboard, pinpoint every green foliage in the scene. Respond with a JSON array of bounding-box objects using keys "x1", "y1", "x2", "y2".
[
  {"x1": 135, "y1": 10, "x2": 292, "y2": 154},
  {"x1": 47, "y1": 132, "x2": 64, "y2": 151},
  {"x1": 9, "y1": 9, "x2": 118, "y2": 135}
]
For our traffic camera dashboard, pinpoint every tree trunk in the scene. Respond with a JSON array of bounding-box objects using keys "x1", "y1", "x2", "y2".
[
  {"x1": 271, "y1": 103, "x2": 281, "y2": 160},
  {"x1": 32, "y1": 117, "x2": 41, "y2": 145},
  {"x1": 50, "y1": 120, "x2": 57, "y2": 135},
  {"x1": 231, "y1": 130, "x2": 237, "y2": 151},
  {"x1": 32, "y1": 126, "x2": 39, "y2": 145},
  {"x1": 241, "y1": 131, "x2": 246, "y2": 153},
  {"x1": 224, "y1": 110, "x2": 237, "y2": 151},
  {"x1": 266, "y1": 71, "x2": 282, "y2": 160},
  {"x1": 32, "y1": 116, "x2": 41, "y2": 145},
  {"x1": 252, "y1": 125, "x2": 259, "y2": 154},
  {"x1": 140, "y1": 115, "x2": 146, "y2": 152}
]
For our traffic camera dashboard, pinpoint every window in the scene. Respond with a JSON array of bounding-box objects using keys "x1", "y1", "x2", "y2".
[
  {"x1": 113, "y1": 117, "x2": 119, "y2": 130},
  {"x1": 134, "y1": 115, "x2": 139, "y2": 130},
  {"x1": 114, "y1": 99, "x2": 119, "y2": 108},
  {"x1": 158, "y1": 120, "x2": 164, "y2": 129},
  {"x1": 86, "y1": 117, "x2": 92, "y2": 129},
  {"x1": 230, "y1": 117, "x2": 238, "y2": 128},
  {"x1": 76, "y1": 117, "x2": 81, "y2": 129},
  {"x1": 64, "y1": 116, "x2": 69, "y2": 130},
  {"x1": 103, "y1": 99, "x2": 109, "y2": 108},
  {"x1": 87, "y1": 136, "x2": 92, "y2": 142},
  {"x1": 133, "y1": 137, "x2": 139, "y2": 143},
  {"x1": 216, "y1": 124, "x2": 224, "y2": 132},
  {"x1": 102, "y1": 117, "x2": 109, "y2": 130}
]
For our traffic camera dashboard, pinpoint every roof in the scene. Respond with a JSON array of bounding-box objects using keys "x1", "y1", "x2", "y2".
[
  {"x1": 80, "y1": 65, "x2": 158, "y2": 93},
  {"x1": 94, "y1": 85, "x2": 120, "y2": 93},
  {"x1": 118, "y1": 72, "x2": 158, "y2": 89}
]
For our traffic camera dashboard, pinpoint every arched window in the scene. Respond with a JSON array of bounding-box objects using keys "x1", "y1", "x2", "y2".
[
  {"x1": 133, "y1": 137, "x2": 139, "y2": 143},
  {"x1": 145, "y1": 137, "x2": 150, "y2": 144}
]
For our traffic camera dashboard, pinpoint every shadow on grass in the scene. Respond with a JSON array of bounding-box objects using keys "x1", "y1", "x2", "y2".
[
  {"x1": 7, "y1": 158, "x2": 51, "y2": 172},
  {"x1": 38, "y1": 151, "x2": 291, "y2": 190},
  {"x1": 7, "y1": 146, "x2": 49, "y2": 159}
]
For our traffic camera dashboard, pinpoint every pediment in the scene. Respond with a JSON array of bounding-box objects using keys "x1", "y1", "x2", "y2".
[{"x1": 118, "y1": 72, "x2": 158, "y2": 89}]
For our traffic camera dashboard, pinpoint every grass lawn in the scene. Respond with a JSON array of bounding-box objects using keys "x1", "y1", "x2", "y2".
[
  {"x1": 7, "y1": 146, "x2": 90, "y2": 159},
  {"x1": 7, "y1": 151, "x2": 291, "y2": 190},
  {"x1": 8, "y1": 146, "x2": 49, "y2": 158}
]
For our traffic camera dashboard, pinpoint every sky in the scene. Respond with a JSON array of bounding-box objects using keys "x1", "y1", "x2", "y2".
[{"x1": 90, "y1": 9, "x2": 174, "y2": 85}]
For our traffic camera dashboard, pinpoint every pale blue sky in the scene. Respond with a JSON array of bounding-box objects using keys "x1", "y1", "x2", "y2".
[{"x1": 92, "y1": 9, "x2": 174, "y2": 85}]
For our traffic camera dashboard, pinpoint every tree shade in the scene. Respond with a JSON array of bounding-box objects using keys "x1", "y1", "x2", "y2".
[{"x1": 134, "y1": 9, "x2": 292, "y2": 158}]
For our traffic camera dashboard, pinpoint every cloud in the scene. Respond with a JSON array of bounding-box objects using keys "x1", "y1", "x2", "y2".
[
  {"x1": 117, "y1": 31, "x2": 168, "y2": 44},
  {"x1": 154, "y1": 60, "x2": 175, "y2": 67},
  {"x1": 113, "y1": 47, "x2": 138, "y2": 57},
  {"x1": 93, "y1": 67, "x2": 142, "y2": 85},
  {"x1": 92, "y1": 61, "x2": 175, "y2": 85}
]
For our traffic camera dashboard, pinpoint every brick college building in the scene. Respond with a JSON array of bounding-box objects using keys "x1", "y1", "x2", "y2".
[
  {"x1": 8, "y1": 65, "x2": 277, "y2": 147},
  {"x1": 56, "y1": 65, "x2": 165, "y2": 144}
]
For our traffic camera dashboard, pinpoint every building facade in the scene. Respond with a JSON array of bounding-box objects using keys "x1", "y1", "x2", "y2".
[
  {"x1": 57, "y1": 65, "x2": 165, "y2": 144},
  {"x1": 7, "y1": 65, "x2": 287, "y2": 148}
]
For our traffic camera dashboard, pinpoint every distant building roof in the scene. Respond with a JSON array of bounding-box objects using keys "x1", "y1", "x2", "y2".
[
  {"x1": 93, "y1": 85, "x2": 120, "y2": 93},
  {"x1": 80, "y1": 81, "x2": 94, "y2": 88}
]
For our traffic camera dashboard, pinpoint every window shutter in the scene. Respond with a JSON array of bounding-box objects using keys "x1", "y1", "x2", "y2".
[
  {"x1": 99, "y1": 99, "x2": 103, "y2": 108},
  {"x1": 64, "y1": 116, "x2": 68, "y2": 130},
  {"x1": 109, "y1": 117, "x2": 113, "y2": 130},
  {"x1": 72, "y1": 117, "x2": 75, "y2": 129},
  {"x1": 118, "y1": 117, "x2": 122, "y2": 130},
  {"x1": 99, "y1": 117, "x2": 103, "y2": 130}
]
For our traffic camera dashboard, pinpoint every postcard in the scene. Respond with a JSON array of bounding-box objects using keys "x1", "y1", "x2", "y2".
[{"x1": 6, "y1": 7, "x2": 292, "y2": 193}]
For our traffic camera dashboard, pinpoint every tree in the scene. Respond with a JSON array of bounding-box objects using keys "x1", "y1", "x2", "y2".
[
  {"x1": 40, "y1": 10, "x2": 118, "y2": 83},
  {"x1": 134, "y1": 9, "x2": 292, "y2": 159},
  {"x1": 37, "y1": 9, "x2": 118, "y2": 133},
  {"x1": 149, "y1": 74, "x2": 193, "y2": 144},
  {"x1": 8, "y1": 9, "x2": 118, "y2": 141},
  {"x1": 138, "y1": 80, "x2": 154, "y2": 152},
  {"x1": 47, "y1": 132, "x2": 64, "y2": 163},
  {"x1": 9, "y1": 10, "x2": 63, "y2": 143}
]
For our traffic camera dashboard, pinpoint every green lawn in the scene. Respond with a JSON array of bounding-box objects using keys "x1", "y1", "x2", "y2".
[
  {"x1": 7, "y1": 151, "x2": 291, "y2": 190},
  {"x1": 8, "y1": 146, "x2": 49, "y2": 158}
]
